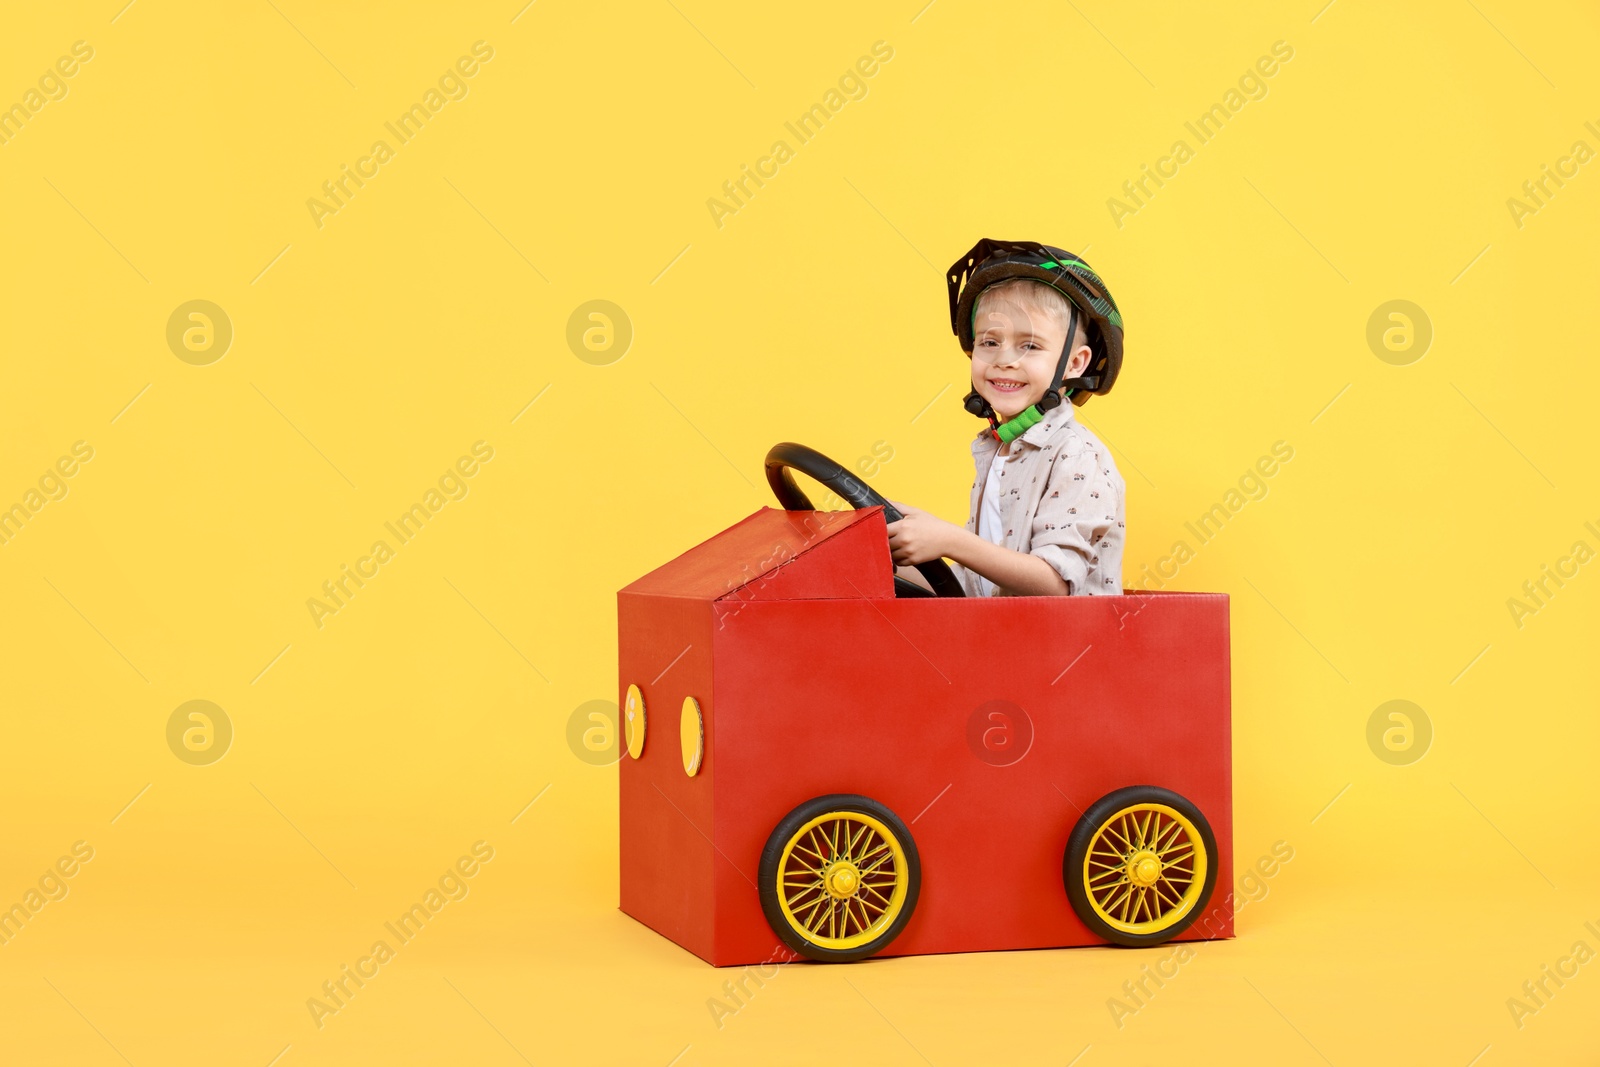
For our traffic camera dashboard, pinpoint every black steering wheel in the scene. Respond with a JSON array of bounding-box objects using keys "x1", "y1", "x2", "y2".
[{"x1": 764, "y1": 442, "x2": 965, "y2": 598}]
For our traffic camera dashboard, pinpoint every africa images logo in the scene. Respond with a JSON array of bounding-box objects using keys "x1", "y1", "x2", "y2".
[
  {"x1": 305, "y1": 42, "x2": 496, "y2": 230},
  {"x1": 306, "y1": 441, "x2": 495, "y2": 629}
]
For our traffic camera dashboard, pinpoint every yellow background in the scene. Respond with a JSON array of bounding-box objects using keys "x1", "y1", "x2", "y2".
[{"x1": 2, "y1": 0, "x2": 1597, "y2": 1063}]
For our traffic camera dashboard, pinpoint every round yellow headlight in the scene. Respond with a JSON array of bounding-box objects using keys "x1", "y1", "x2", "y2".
[
  {"x1": 680, "y1": 696, "x2": 703, "y2": 777},
  {"x1": 624, "y1": 683, "x2": 645, "y2": 759}
]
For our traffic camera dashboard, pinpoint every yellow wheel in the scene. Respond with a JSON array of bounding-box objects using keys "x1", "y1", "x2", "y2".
[
  {"x1": 1064, "y1": 785, "x2": 1219, "y2": 947},
  {"x1": 758, "y1": 795, "x2": 921, "y2": 962}
]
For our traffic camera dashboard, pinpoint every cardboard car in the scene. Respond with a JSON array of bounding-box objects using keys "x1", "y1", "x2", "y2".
[{"x1": 617, "y1": 443, "x2": 1233, "y2": 965}]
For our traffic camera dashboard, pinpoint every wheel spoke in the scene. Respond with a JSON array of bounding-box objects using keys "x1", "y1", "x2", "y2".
[
  {"x1": 857, "y1": 840, "x2": 891, "y2": 864},
  {"x1": 798, "y1": 895, "x2": 827, "y2": 931},
  {"x1": 1152, "y1": 878, "x2": 1182, "y2": 910},
  {"x1": 1102, "y1": 882, "x2": 1132, "y2": 916},
  {"x1": 1090, "y1": 849, "x2": 1125, "y2": 870},
  {"x1": 1119, "y1": 884, "x2": 1137, "y2": 922},
  {"x1": 787, "y1": 889, "x2": 825, "y2": 915},
  {"x1": 1157, "y1": 832, "x2": 1192, "y2": 859},
  {"x1": 859, "y1": 850, "x2": 897, "y2": 878},
  {"x1": 844, "y1": 823, "x2": 870, "y2": 861},
  {"x1": 860, "y1": 878, "x2": 894, "y2": 904},
  {"x1": 795, "y1": 842, "x2": 829, "y2": 865}
]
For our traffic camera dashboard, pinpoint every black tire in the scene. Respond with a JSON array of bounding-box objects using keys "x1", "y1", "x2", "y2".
[
  {"x1": 758, "y1": 794, "x2": 921, "y2": 962},
  {"x1": 1064, "y1": 785, "x2": 1219, "y2": 947}
]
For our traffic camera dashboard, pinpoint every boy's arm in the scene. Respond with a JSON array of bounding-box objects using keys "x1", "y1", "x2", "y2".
[
  {"x1": 893, "y1": 564, "x2": 936, "y2": 592},
  {"x1": 942, "y1": 530, "x2": 1070, "y2": 597},
  {"x1": 1024, "y1": 444, "x2": 1125, "y2": 596},
  {"x1": 885, "y1": 498, "x2": 1071, "y2": 596}
]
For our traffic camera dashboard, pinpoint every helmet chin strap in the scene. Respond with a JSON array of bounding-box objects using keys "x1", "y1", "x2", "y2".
[{"x1": 963, "y1": 306, "x2": 1096, "y2": 445}]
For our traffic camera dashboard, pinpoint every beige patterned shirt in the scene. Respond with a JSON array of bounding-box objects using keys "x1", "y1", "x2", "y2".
[{"x1": 948, "y1": 405, "x2": 1126, "y2": 596}]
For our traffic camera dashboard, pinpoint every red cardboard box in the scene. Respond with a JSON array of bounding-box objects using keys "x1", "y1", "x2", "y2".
[{"x1": 619, "y1": 506, "x2": 1233, "y2": 966}]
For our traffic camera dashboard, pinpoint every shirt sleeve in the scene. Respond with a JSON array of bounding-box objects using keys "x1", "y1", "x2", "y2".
[{"x1": 1025, "y1": 441, "x2": 1125, "y2": 596}]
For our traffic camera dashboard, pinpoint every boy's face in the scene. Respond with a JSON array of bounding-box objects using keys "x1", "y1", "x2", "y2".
[{"x1": 969, "y1": 289, "x2": 1091, "y2": 421}]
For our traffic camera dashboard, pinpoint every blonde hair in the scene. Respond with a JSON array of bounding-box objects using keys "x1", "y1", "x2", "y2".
[{"x1": 973, "y1": 277, "x2": 1088, "y2": 353}]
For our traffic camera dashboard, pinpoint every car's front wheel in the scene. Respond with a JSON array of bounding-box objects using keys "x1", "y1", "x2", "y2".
[{"x1": 758, "y1": 794, "x2": 921, "y2": 962}]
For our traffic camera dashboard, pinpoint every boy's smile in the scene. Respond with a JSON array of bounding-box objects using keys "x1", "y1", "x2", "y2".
[{"x1": 969, "y1": 289, "x2": 1090, "y2": 423}]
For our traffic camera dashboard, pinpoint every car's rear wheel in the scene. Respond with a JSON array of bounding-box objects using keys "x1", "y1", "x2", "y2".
[
  {"x1": 758, "y1": 794, "x2": 921, "y2": 962},
  {"x1": 1064, "y1": 785, "x2": 1219, "y2": 947}
]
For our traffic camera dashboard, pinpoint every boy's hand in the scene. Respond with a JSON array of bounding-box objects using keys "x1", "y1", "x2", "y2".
[{"x1": 885, "y1": 500, "x2": 957, "y2": 567}]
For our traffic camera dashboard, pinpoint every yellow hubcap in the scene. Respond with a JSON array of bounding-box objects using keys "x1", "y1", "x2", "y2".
[
  {"x1": 825, "y1": 862, "x2": 860, "y2": 897},
  {"x1": 776, "y1": 812, "x2": 910, "y2": 950},
  {"x1": 1083, "y1": 803, "x2": 1208, "y2": 936},
  {"x1": 1128, "y1": 851, "x2": 1162, "y2": 886}
]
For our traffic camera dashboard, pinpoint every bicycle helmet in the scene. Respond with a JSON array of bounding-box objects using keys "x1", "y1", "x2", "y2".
[{"x1": 946, "y1": 238, "x2": 1125, "y2": 442}]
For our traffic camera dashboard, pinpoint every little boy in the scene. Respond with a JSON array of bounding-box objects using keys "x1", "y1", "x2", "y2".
[{"x1": 888, "y1": 238, "x2": 1127, "y2": 597}]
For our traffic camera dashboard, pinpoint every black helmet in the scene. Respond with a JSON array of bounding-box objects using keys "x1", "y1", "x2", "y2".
[{"x1": 946, "y1": 238, "x2": 1125, "y2": 407}]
